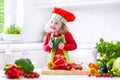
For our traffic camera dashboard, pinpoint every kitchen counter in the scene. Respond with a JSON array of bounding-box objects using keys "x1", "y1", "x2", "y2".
[{"x1": 0, "y1": 69, "x2": 120, "y2": 80}]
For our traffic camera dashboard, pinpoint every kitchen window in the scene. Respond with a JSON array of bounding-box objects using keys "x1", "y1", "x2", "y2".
[
  {"x1": 0, "y1": 0, "x2": 4, "y2": 34},
  {"x1": 0, "y1": 0, "x2": 23, "y2": 42}
]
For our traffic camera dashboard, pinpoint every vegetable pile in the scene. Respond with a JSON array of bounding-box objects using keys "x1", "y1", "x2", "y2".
[
  {"x1": 47, "y1": 59, "x2": 83, "y2": 71},
  {"x1": 3, "y1": 58, "x2": 40, "y2": 79},
  {"x1": 93, "y1": 38, "x2": 120, "y2": 77}
]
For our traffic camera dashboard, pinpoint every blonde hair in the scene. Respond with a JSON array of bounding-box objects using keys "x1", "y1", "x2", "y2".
[
  {"x1": 58, "y1": 23, "x2": 69, "y2": 35},
  {"x1": 45, "y1": 21, "x2": 69, "y2": 35}
]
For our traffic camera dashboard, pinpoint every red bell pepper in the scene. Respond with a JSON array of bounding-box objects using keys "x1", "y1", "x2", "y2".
[
  {"x1": 54, "y1": 58, "x2": 66, "y2": 65},
  {"x1": 54, "y1": 62, "x2": 71, "y2": 70},
  {"x1": 69, "y1": 62, "x2": 76, "y2": 68}
]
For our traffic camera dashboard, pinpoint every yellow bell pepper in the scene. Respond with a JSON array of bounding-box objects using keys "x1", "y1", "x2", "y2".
[
  {"x1": 88, "y1": 68, "x2": 98, "y2": 76},
  {"x1": 47, "y1": 61, "x2": 55, "y2": 69}
]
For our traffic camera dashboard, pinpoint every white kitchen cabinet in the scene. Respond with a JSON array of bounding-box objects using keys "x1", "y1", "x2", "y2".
[
  {"x1": 0, "y1": 43, "x2": 49, "y2": 70},
  {"x1": 0, "y1": 50, "x2": 48, "y2": 70},
  {"x1": 0, "y1": 54, "x2": 6, "y2": 69},
  {"x1": 11, "y1": 50, "x2": 48, "y2": 68}
]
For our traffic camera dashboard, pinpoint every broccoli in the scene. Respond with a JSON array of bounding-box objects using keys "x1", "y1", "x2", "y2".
[{"x1": 15, "y1": 58, "x2": 34, "y2": 74}]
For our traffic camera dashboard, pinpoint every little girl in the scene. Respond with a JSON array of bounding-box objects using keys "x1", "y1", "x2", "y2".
[{"x1": 43, "y1": 7, "x2": 77, "y2": 70}]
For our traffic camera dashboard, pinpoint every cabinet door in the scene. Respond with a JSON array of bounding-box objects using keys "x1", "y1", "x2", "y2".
[
  {"x1": 24, "y1": 50, "x2": 49, "y2": 68},
  {"x1": 9, "y1": 50, "x2": 48, "y2": 68},
  {"x1": 0, "y1": 53, "x2": 16, "y2": 69},
  {"x1": 0, "y1": 53, "x2": 6, "y2": 69}
]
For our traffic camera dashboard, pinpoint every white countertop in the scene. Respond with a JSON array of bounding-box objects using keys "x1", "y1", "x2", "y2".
[{"x1": 0, "y1": 69, "x2": 120, "y2": 80}]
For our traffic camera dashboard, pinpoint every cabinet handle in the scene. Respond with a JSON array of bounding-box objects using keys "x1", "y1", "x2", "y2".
[
  {"x1": 5, "y1": 45, "x2": 12, "y2": 55},
  {"x1": 22, "y1": 53, "x2": 29, "y2": 55}
]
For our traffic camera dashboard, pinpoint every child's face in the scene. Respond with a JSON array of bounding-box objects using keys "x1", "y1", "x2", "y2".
[{"x1": 49, "y1": 19, "x2": 62, "y2": 33}]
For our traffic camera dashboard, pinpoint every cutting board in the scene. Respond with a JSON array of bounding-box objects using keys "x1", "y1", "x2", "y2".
[{"x1": 41, "y1": 67, "x2": 88, "y2": 75}]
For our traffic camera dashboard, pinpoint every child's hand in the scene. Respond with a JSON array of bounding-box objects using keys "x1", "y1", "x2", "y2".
[
  {"x1": 58, "y1": 42, "x2": 64, "y2": 50},
  {"x1": 48, "y1": 41, "x2": 53, "y2": 48}
]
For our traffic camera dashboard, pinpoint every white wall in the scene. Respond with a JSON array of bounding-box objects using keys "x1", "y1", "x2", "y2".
[
  {"x1": 67, "y1": 4, "x2": 120, "y2": 44},
  {"x1": 21, "y1": 0, "x2": 120, "y2": 44},
  {"x1": 21, "y1": 0, "x2": 51, "y2": 42}
]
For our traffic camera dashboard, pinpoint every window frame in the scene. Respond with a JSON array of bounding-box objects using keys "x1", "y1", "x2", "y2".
[
  {"x1": 0, "y1": 0, "x2": 4, "y2": 33},
  {"x1": 0, "y1": 0, "x2": 23, "y2": 43}
]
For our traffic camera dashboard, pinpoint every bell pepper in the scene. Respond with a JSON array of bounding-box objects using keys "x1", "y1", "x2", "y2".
[
  {"x1": 88, "y1": 68, "x2": 98, "y2": 76},
  {"x1": 54, "y1": 62, "x2": 71, "y2": 70},
  {"x1": 88, "y1": 63, "x2": 99, "y2": 70},
  {"x1": 4, "y1": 64, "x2": 12, "y2": 71},
  {"x1": 47, "y1": 61, "x2": 55, "y2": 69},
  {"x1": 54, "y1": 58, "x2": 66, "y2": 65},
  {"x1": 69, "y1": 62, "x2": 76, "y2": 68},
  {"x1": 5, "y1": 65, "x2": 23, "y2": 79}
]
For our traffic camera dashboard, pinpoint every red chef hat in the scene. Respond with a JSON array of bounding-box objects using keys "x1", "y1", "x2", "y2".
[{"x1": 51, "y1": 7, "x2": 75, "y2": 24}]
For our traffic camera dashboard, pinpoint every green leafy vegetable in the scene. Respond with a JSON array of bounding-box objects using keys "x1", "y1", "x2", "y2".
[
  {"x1": 97, "y1": 60, "x2": 104, "y2": 68},
  {"x1": 4, "y1": 24, "x2": 21, "y2": 34},
  {"x1": 96, "y1": 38, "x2": 120, "y2": 75},
  {"x1": 106, "y1": 59, "x2": 116, "y2": 73},
  {"x1": 15, "y1": 58, "x2": 34, "y2": 74},
  {"x1": 50, "y1": 36, "x2": 71, "y2": 63},
  {"x1": 50, "y1": 38, "x2": 61, "y2": 62},
  {"x1": 96, "y1": 38, "x2": 120, "y2": 64}
]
